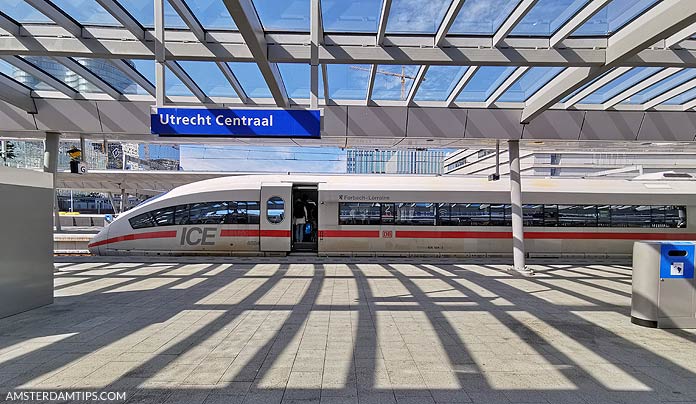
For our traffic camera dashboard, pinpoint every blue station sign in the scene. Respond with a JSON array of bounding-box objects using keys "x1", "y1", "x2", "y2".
[{"x1": 151, "y1": 108, "x2": 321, "y2": 138}]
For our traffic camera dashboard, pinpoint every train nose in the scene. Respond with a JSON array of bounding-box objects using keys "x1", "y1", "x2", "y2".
[{"x1": 88, "y1": 228, "x2": 107, "y2": 255}]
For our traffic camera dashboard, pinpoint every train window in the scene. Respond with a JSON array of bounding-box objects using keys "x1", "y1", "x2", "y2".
[
  {"x1": 489, "y1": 204, "x2": 510, "y2": 226},
  {"x1": 129, "y1": 212, "x2": 155, "y2": 229},
  {"x1": 558, "y1": 205, "x2": 597, "y2": 227},
  {"x1": 381, "y1": 203, "x2": 395, "y2": 225},
  {"x1": 246, "y1": 202, "x2": 261, "y2": 224},
  {"x1": 597, "y1": 205, "x2": 611, "y2": 227},
  {"x1": 610, "y1": 205, "x2": 648, "y2": 228},
  {"x1": 455, "y1": 203, "x2": 490, "y2": 226},
  {"x1": 225, "y1": 202, "x2": 247, "y2": 224},
  {"x1": 188, "y1": 202, "x2": 229, "y2": 225},
  {"x1": 266, "y1": 197, "x2": 285, "y2": 224},
  {"x1": 543, "y1": 205, "x2": 558, "y2": 226},
  {"x1": 396, "y1": 203, "x2": 436, "y2": 226},
  {"x1": 523, "y1": 205, "x2": 544, "y2": 227},
  {"x1": 151, "y1": 207, "x2": 175, "y2": 226},
  {"x1": 436, "y1": 203, "x2": 451, "y2": 226},
  {"x1": 339, "y1": 203, "x2": 381, "y2": 225},
  {"x1": 663, "y1": 206, "x2": 687, "y2": 228}
]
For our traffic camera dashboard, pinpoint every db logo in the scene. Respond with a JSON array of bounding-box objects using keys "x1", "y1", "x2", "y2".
[{"x1": 382, "y1": 231, "x2": 393, "y2": 238}]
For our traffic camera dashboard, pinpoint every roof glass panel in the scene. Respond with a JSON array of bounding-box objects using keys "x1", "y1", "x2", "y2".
[
  {"x1": 76, "y1": 59, "x2": 148, "y2": 95},
  {"x1": 179, "y1": 61, "x2": 237, "y2": 98},
  {"x1": 165, "y1": 65, "x2": 193, "y2": 97},
  {"x1": 511, "y1": 0, "x2": 589, "y2": 37},
  {"x1": 0, "y1": 59, "x2": 52, "y2": 90},
  {"x1": 372, "y1": 65, "x2": 420, "y2": 100},
  {"x1": 414, "y1": 66, "x2": 469, "y2": 101},
  {"x1": 498, "y1": 67, "x2": 564, "y2": 102},
  {"x1": 559, "y1": 70, "x2": 614, "y2": 103},
  {"x1": 571, "y1": 0, "x2": 658, "y2": 37},
  {"x1": 456, "y1": 66, "x2": 516, "y2": 102},
  {"x1": 386, "y1": 0, "x2": 452, "y2": 34},
  {"x1": 663, "y1": 87, "x2": 696, "y2": 105},
  {"x1": 253, "y1": 0, "x2": 309, "y2": 32},
  {"x1": 622, "y1": 69, "x2": 696, "y2": 105},
  {"x1": 0, "y1": 0, "x2": 51, "y2": 23},
  {"x1": 327, "y1": 65, "x2": 370, "y2": 100},
  {"x1": 21, "y1": 56, "x2": 92, "y2": 92},
  {"x1": 278, "y1": 63, "x2": 325, "y2": 99},
  {"x1": 118, "y1": 0, "x2": 187, "y2": 28},
  {"x1": 322, "y1": 0, "x2": 381, "y2": 32},
  {"x1": 577, "y1": 67, "x2": 662, "y2": 104},
  {"x1": 49, "y1": 0, "x2": 120, "y2": 26},
  {"x1": 131, "y1": 59, "x2": 155, "y2": 84},
  {"x1": 187, "y1": 0, "x2": 237, "y2": 30},
  {"x1": 449, "y1": 0, "x2": 520, "y2": 35},
  {"x1": 227, "y1": 62, "x2": 272, "y2": 98}
]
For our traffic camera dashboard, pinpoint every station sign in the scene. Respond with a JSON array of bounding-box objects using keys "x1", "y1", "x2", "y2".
[{"x1": 151, "y1": 108, "x2": 321, "y2": 138}]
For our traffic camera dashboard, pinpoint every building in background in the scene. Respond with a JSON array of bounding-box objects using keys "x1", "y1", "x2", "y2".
[
  {"x1": 444, "y1": 148, "x2": 696, "y2": 178},
  {"x1": 347, "y1": 149, "x2": 448, "y2": 174}
]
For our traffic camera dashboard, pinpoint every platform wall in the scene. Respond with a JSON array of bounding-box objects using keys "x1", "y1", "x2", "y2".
[{"x1": 0, "y1": 167, "x2": 54, "y2": 318}]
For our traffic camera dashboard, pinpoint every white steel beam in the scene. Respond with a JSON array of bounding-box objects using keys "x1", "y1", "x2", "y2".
[
  {"x1": 1, "y1": 56, "x2": 78, "y2": 98},
  {"x1": 310, "y1": 0, "x2": 322, "y2": 108},
  {"x1": 485, "y1": 66, "x2": 529, "y2": 107},
  {"x1": 550, "y1": 0, "x2": 611, "y2": 48},
  {"x1": 446, "y1": 66, "x2": 478, "y2": 106},
  {"x1": 24, "y1": 0, "x2": 82, "y2": 38},
  {"x1": 168, "y1": 0, "x2": 206, "y2": 42},
  {"x1": 165, "y1": 61, "x2": 211, "y2": 103},
  {"x1": 216, "y1": 62, "x2": 248, "y2": 103},
  {"x1": 0, "y1": 74, "x2": 36, "y2": 113},
  {"x1": 223, "y1": 0, "x2": 288, "y2": 107},
  {"x1": 366, "y1": 64, "x2": 377, "y2": 104},
  {"x1": 682, "y1": 96, "x2": 696, "y2": 110},
  {"x1": 377, "y1": 0, "x2": 392, "y2": 45},
  {"x1": 109, "y1": 59, "x2": 156, "y2": 97},
  {"x1": 522, "y1": 0, "x2": 696, "y2": 123},
  {"x1": 155, "y1": 0, "x2": 166, "y2": 106},
  {"x1": 0, "y1": 12, "x2": 20, "y2": 36},
  {"x1": 603, "y1": 67, "x2": 683, "y2": 109},
  {"x1": 563, "y1": 67, "x2": 631, "y2": 107},
  {"x1": 405, "y1": 65, "x2": 429, "y2": 104},
  {"x1": 54, "y1": 57, "x2": 122, "y2": 100},
  {"x1": 665, "y1": 21, "x2": 696, "y2": 48},
  {"x1": 95, "y1": 0, "x2": 146, "y2": 39},
  {"x1": 643, "y1": 76, "x2": 696, "y2": 109},
  {"x1": 493, "y1": 0, "x2": 539, "y2": 47},
  {"x1": 321, "y1": 64, "x2": 329, "y2": 104},
  {"x1": 435, "y1": 0, "x2": 465, "y2": 46}
]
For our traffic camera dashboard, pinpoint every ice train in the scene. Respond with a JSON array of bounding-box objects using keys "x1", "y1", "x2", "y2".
[{"x1": 88, "y1": 174, "x2": 695, "y2": 258}]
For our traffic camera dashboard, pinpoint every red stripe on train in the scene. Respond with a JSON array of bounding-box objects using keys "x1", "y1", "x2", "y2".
[
  {"x1": 395, "y1": 231, "x2": 696, "y2": 240},
  {"x1": 220, "y1": 229, "x2": 291, "y2": 237},
  {"x1": 87, "y1": 230, "x2": 178, "y2": 248},
  {"x1": 319, "y1": 230, "x2": 380, "y2": 238}
]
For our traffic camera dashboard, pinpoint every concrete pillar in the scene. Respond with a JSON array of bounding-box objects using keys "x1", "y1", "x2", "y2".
[
  {"x1": 508, "y1": 140, "x2": 530, "y2": 274},
  {"x1": 44, "y1": 132, "x2": 61, "y2": 232}
]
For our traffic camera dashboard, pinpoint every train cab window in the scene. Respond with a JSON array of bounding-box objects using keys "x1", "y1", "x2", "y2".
[
  {"x1": 339, "y1": 202, "x2": 381, "y2": 225},
  {"x1": 188, "y1": 202, "x2": 228, "y2": 225},
  {"x1": 174, "y1": 205, "x2": 190, "y2": 225},
  {"x1": 129, "y1": 212, "x2": 156, "y2": 229},
  {"x1": 267, "y1": 197, "x2": 285, "y2": 224},
  {"x1": 225, "y1": 202, "x2": 247, "y2": 224},
  {"x1": 396, "y1": 203, "x2": 436, "y2": 226},
  {"x1": 151, "y1": 207, "x2": 175, "y2": 226}
]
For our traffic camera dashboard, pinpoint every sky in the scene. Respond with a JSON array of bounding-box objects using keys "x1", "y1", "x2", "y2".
[{"x1": 180, "y1": 145, "x2": 347, "y2": 173}]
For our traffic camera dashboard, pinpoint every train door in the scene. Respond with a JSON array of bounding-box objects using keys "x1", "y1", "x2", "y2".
[
  {"x1": 291, "y1": 185, "x2": 318, "y2": 252},
  {"x1": 260, "y1": 183, "x2": 292, "y2": 253}
]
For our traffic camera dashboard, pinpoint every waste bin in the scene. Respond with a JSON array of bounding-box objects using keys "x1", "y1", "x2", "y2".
[{"x1": 631, "y1": 241, "x2": 696, "y2": 328}]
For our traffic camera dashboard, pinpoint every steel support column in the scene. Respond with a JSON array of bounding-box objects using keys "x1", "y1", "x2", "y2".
[
  {"x1": 120, "y1": 188, "x2": 127, "y2": 213},
  {"x1": 508, "y1": 140, "x2": 529, "y2": 274},
  {"x1": 44, "y1": 132, "x2": 61, "y2": 232},
  {"x1": 154, "y1": 0, "x2": 166, "y2": 107}
]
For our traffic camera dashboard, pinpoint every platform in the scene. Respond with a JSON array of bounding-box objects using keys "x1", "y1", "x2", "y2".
[{"x1": 1, "y1": 258, "x2": 695, "y2": 404}]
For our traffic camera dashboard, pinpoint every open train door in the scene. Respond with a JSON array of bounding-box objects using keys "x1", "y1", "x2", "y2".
[{"x1": 260, "y1": 182, "x2": 292, "y2": 253}]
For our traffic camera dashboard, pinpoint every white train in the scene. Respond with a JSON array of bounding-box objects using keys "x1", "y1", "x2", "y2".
[{"x1": 88, "y1": 174, "x2": 695, "y2": 258}]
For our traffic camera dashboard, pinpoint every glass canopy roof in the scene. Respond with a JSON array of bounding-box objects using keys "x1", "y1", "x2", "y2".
[{"x1": 0, "y1": 0, "x2": 694, "y2": 113}]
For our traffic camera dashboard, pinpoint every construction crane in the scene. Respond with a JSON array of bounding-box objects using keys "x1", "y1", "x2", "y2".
[{"x1": 350, "y1": 65, "x2": 423, "y2": 100}]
